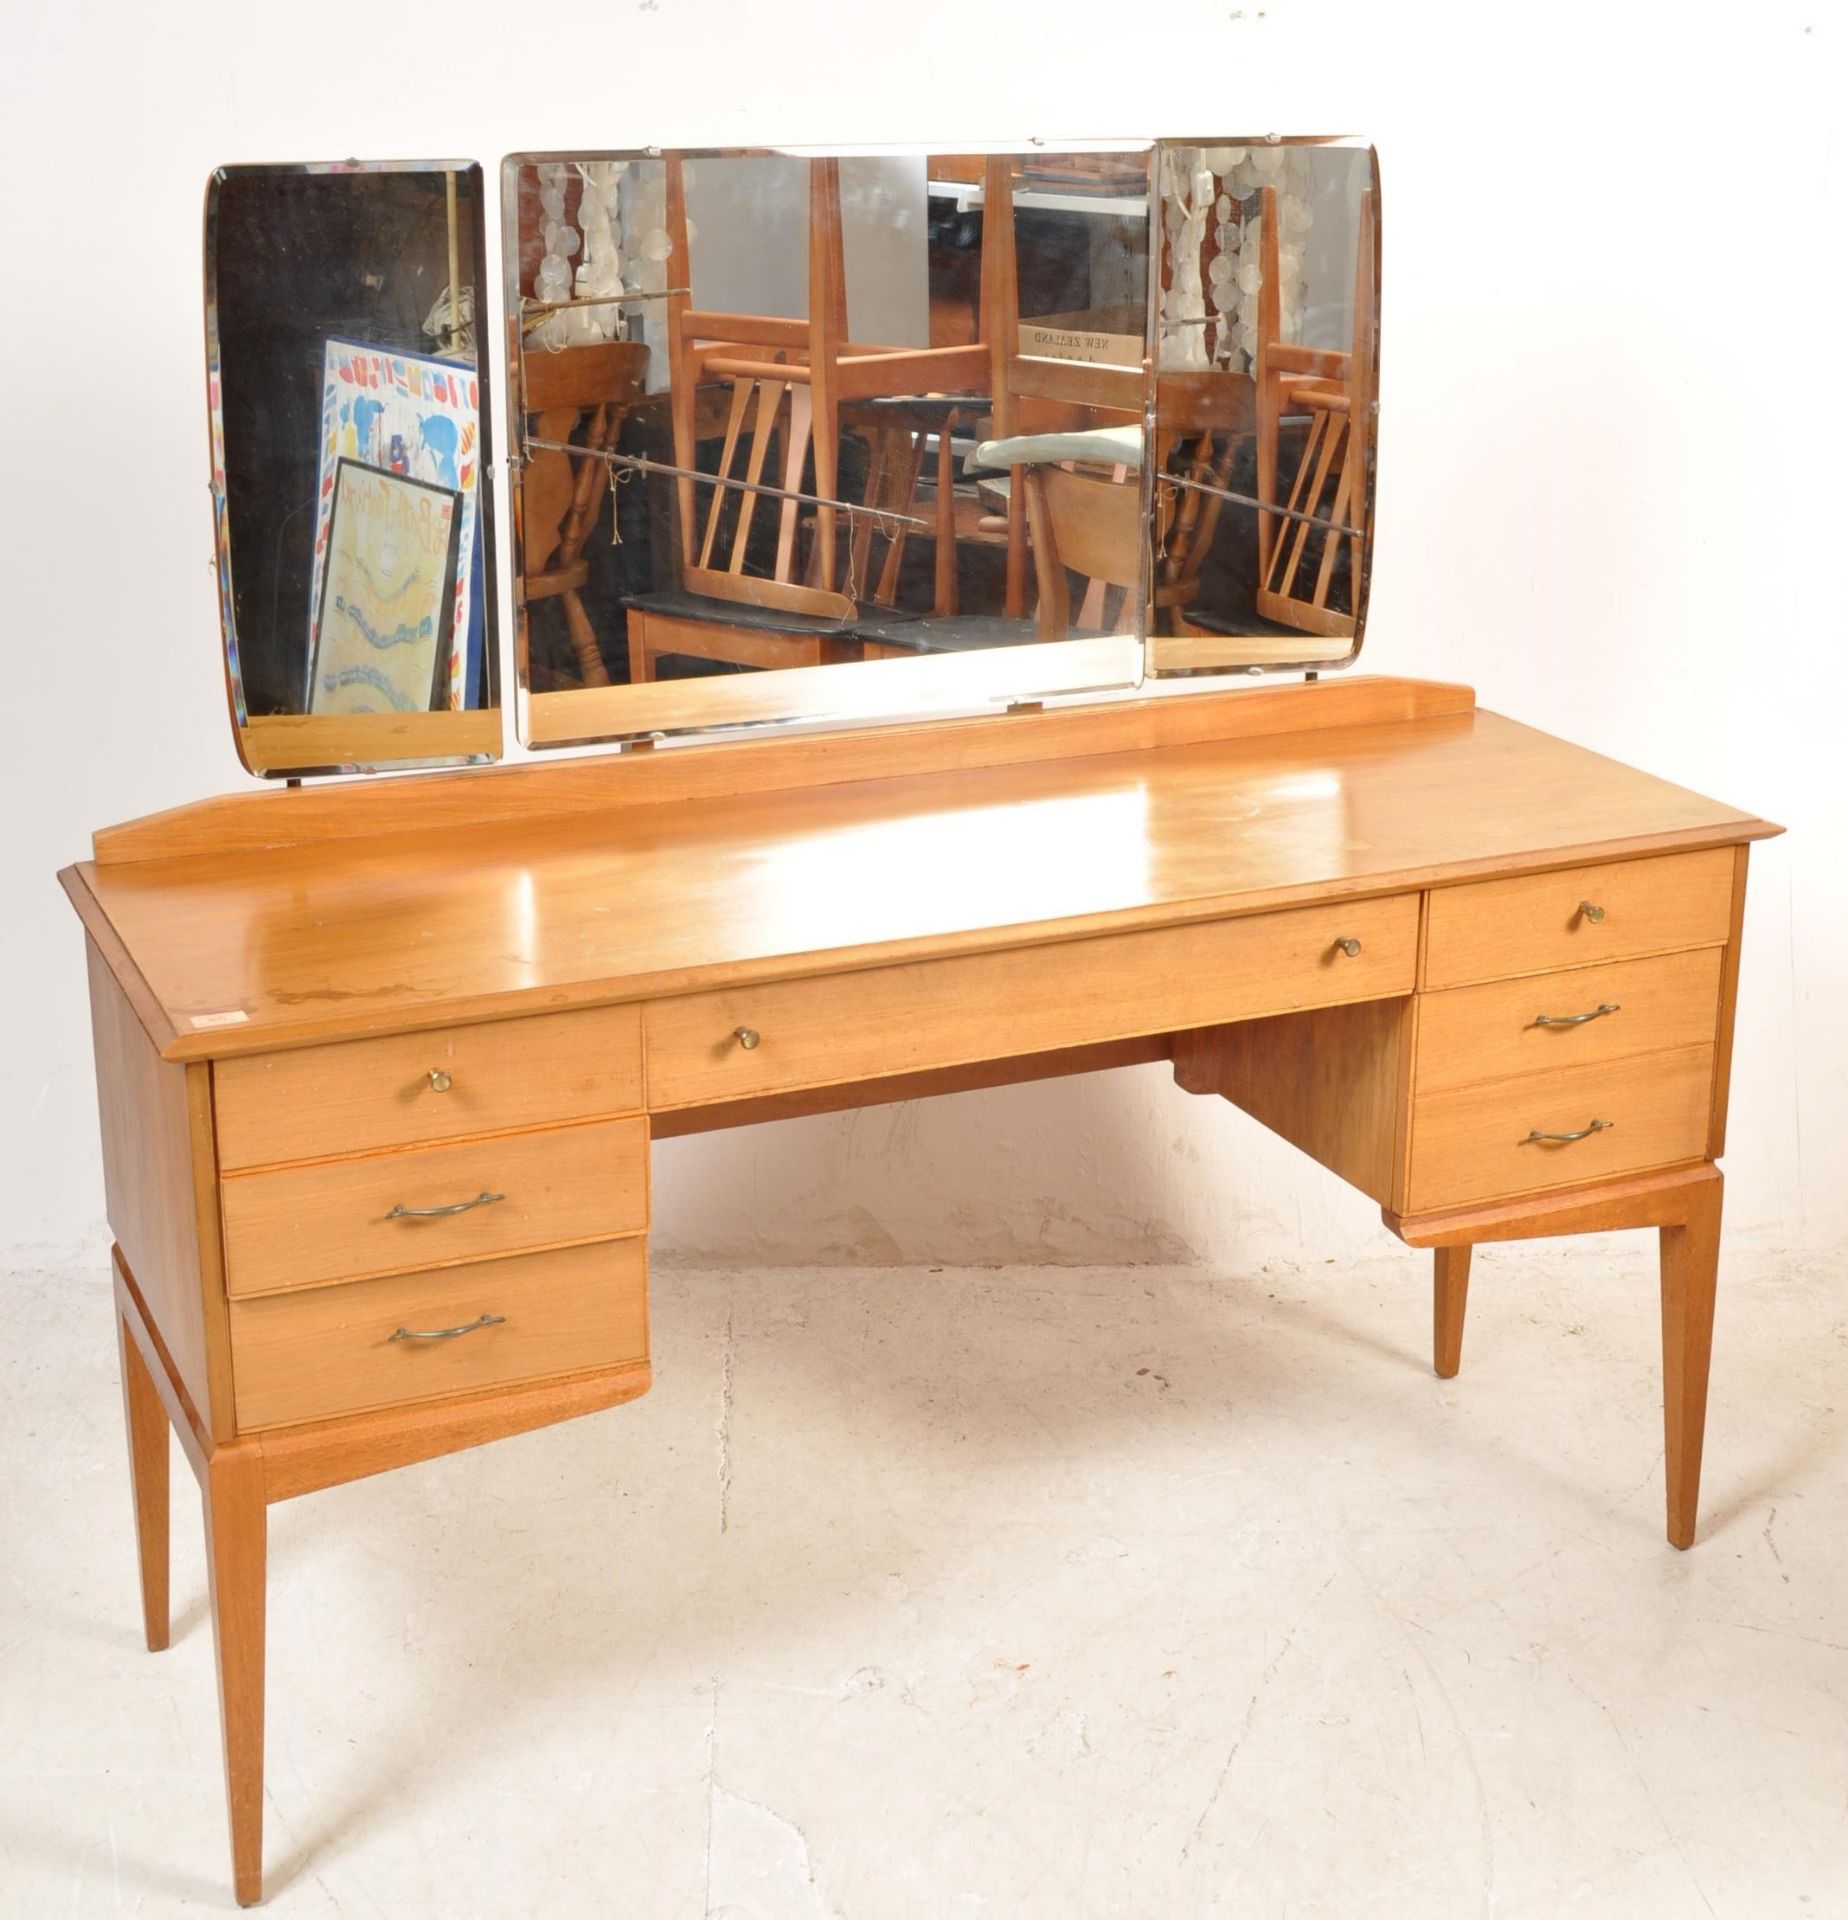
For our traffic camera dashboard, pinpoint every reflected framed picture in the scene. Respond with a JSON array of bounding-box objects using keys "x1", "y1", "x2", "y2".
[
  {"x1": 308, "y1": 337, "x2": 482, "y2": 707},
  {"x1": 307, "y1": 458, "x2": 461, "y2": 716}
]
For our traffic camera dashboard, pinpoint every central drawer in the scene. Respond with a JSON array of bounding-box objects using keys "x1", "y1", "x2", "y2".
[
  {"x1": 228, "y1": 1239, "x2": 649, "y2": 1431},
  {"x1": 220, "y1": 1113, "x2": 649, "y2": 1298},
  {"x1": 644, "y1": 895, "x2": 1419, "y2": 1109}
]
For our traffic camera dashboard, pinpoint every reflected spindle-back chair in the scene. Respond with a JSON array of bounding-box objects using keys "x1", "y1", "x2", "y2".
[
  {"x1": 1252, "y1": 180, "x2": 1377, "y2": 640},
  {"x1": 518, "y1": 338, "x2": 651, "y2": 688},
  {"x1": 662, "y1": 155, "x2": 995, "y2": 622}
]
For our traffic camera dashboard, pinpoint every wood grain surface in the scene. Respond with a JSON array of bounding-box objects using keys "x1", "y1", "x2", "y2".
[{"x1": 67, "y1": 691, "x2": 1776, "y2": 1064}]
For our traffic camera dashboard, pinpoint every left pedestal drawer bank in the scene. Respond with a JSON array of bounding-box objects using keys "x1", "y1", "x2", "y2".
[{"x1": 209, "y1": 1002, "x2": 651, "y2": 1435}]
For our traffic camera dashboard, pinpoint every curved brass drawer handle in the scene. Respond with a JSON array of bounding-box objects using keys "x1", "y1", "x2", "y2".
[
  {"x1": 1523, "y1": 1119, "x2": 1613, "y2": 1145},
  {"x1": 385, "y1": 1190, "x2": 504, "y2": 1221},
  {"x1": 389, "y1": 1311, "x2": 507, "y2": 1343},
  {"x1": 1532, "y1": 1002, "x2": 1621, "y2": 1028}
]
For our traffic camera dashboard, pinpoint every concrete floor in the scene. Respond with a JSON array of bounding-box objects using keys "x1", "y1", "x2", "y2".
[{"x1": 3, "y1": 1241, "x2": 1845, "y2": 1918}]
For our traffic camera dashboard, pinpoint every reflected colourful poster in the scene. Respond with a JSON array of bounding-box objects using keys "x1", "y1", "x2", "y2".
[
  {"x1": 308, "y1": 459, "x2": 460, "y2": 715},
  {"x1": 307, "y1": 338, "x2": 480, "y2": 707}
]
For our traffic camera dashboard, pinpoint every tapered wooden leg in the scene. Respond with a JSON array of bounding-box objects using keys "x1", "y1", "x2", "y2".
[
  {"x1": 116, "y1": 1309, "x2": 171, "y2": 1652},
  {"x1": 1660, "y1": 1172, "x2": 1723, "y2": 1550},
  {"x1": 1433, "y1": 1245, "x2": 1471, "y2": 1379},
  {"x1": 204, "y1": 1445, "x2": 267, "y2": 1906}
]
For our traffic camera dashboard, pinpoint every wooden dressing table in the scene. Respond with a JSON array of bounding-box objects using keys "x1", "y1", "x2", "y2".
[
  {"x1": 63, "y1": 673, "x2": 1776, "y2": 1904},
  {"x1": 91, "y1": 141, "x2": 1780, "y2": 1905}
]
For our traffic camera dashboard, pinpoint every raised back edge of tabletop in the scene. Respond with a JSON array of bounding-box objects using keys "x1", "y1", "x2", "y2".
[{"x1": 90, "y1": 677, "x2": 1477, "y2": 866}]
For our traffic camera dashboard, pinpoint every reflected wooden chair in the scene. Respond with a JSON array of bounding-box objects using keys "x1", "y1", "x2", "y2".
[
  {"x1": 970, "y1": 423, "x2": 1220, "y2": 643},
  {"x1": 973, "y1": 160, "x2": 1153, "y2": 632},
  {"x1": 637, "y1": 154, "x2": 1158, "y2": 675},
  {"x1": 964, "y1": 149, "x2": 1156, "y2": 645},
  {"x1": 842, "y1": 396, "x2": 967, "y2": 617},
  {"x1": 1148, "y1": 368, "x2": 1250, "y2": 634},
  {"x1": 657, "y1": 155, "x2": 993, "y2": 633},
  {"x1": 1252, "y1": 181, "x2": 1377, "y2": 641},
  {"x1": 516, "y1": 338, "x2": 650, "y2": 688}
]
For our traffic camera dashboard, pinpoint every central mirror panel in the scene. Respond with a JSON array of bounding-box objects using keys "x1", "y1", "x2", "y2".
[{"x1": 503, "y1": 147, "x2": 1153, "y2": 746}]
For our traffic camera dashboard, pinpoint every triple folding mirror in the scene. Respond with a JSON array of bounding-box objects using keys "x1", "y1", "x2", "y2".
[{"x1": 206, "y1": 140, "x2": 1376, "y2": 775}]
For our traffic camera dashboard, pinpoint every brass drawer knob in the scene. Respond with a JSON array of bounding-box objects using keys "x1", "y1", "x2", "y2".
[
  {"x1": 1523, "y1": 1119, "x2": 1613, "y2": 1145},
  {"x1": 427, "y1": 1069, "x2": 453, "y2": 1093},
  {"x1": 734, "y1": 1026, "x2": 761, "y2": 1051},
  {"x1": 1333, "y1": 936, "x2": 1362, "y2": 958},
  {"x1": 1576, "y1": 900, "x2": 1607, "y2": 924},
  {"x1": 389, "y1": 1311, "x2": 507, "y2": 1343}
]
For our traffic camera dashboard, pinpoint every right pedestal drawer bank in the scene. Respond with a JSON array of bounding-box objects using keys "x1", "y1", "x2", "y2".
[{"x1": 1176, "y1": 846, "x2": 1743, "y2": 1222}]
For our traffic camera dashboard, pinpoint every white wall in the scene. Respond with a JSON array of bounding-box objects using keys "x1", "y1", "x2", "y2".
[{"x1": 3, "y1": 0, "x2": 1840, "y2": 1272}]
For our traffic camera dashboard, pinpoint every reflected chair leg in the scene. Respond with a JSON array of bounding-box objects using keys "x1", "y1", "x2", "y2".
[
  {"x1": 627, "y1": 619, "x2": 653, "y2": 686},
  {"x1": 116, "y1": 1310, "x2": 170, "y2": 1652},
  {"x1": 1433, "y1": 1245, "x2": 1471, "y2": 1379},
  {"x1": 204, "y1": 1444, "x2": 267, "y2": 1906},
  {"x1": 934, "y1": 413, "x2": 960, "y2": 615},
  {"x1": 561, "y1": 589, "x2": 612, "y2": 689},
  {"x1": 1022, "y1": 470, "x2": 1068, "y2": 639},
  {"x1": 1660, "y1": 1172, "x2": 1723, "y2": 1550}
]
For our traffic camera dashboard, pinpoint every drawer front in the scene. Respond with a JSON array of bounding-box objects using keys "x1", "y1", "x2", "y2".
[
  {"x1": 1423, "y1": 848, "x2": 1735, "y2": 989},
  {"x1": 645, "y1": 895, "x2": 1420, "y2": 1110},
  {"x1": 1408, "y1": 1045, "x2": 1713, "y2": 1213},
  {"x1": 1416, "y1": 948, "x2": 1725, "y2": 1094},
  {"x1": 220, "y1": 1114, "x2": 649, "y2": 1298},
  {"x1": 215, "y1": 1003, "x2": 642, "y2": 1171},
  {"x1": 229, "y1": 1239, "x2": 649, "y2": 1431}
]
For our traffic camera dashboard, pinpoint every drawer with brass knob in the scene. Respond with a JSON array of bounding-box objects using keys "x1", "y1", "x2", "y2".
[
  {"x1": 643, "y1": 896, "x2": 1419, "y2": 1110},
  {"x1": 213, "y1": 1002, "x2": 643, "y2": 1171},
  {"x1": 1422, "y1": 847, "x2": 1735, "y2": 989},
  {"x1": 226, "y1": 1238, "x2": 649, "y2": 1431},
  {"x1": 219, "y1": 1113, "x2": 650, "y2": 1298}
]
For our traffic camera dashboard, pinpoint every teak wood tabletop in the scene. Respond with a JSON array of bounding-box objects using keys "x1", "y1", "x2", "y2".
[{"x1": 65, "y1": 682, "x2": 1771, "y2": 1062}]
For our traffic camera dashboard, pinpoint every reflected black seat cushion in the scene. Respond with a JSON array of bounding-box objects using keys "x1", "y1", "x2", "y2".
[
  {"x1": 843, "y1": 612, "x2": 1039, "y2": 655},
  {"x1": 622, "y1": 587, "x2": 917, "y2": 639},
  {"x1": 623, "y1": 590, "x2": 1038, "y2": 657}
]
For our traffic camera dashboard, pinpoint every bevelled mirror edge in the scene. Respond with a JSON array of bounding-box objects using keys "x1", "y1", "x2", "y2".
[
  {"x1": 1145, "y1": 135, "x2": 1378, "y2": 681},
  {"x1": 205, "y1": 159, "x2": 503, "y2": 779},
  {"x1": 502, "y1": 145, "x2": 1155, "y2": 751}
]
